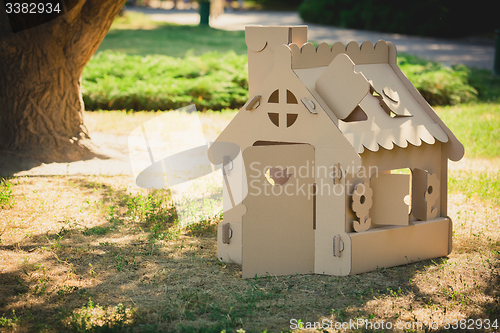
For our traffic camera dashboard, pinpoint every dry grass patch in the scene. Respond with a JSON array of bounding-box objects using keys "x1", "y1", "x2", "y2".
[
  {"x1": 0, "y1": 174, "x2": 498, "y2": 332},
  {"x1": 83, "y1": 108, "x2": 237, "y2": 137}
]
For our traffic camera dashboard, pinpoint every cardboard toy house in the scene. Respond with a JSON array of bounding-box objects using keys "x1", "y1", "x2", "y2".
[{"x1": 209, "y1": 26, "x2": 464, "y2": 278}]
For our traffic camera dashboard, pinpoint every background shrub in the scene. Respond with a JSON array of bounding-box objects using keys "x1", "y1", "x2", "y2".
[
  {"x1": 298, "y1": 0, "x2": 496, "y2": 38},
  {"x1": 82, "y1": 50, "x2": 499, "y2": 111},
  {"x1": 397, "y1": 54, "x2": 478, "y2": 105},
  {"x1": 250, "y1": 0, "x2": 303, "y2": 10},
  {"x1": 81, "y1": 11, "x2": 498, "y2": 111}
]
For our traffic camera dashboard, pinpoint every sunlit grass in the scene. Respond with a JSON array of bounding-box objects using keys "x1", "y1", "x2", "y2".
[
  {"x1": 83, "y1": 108, "x2": 237, "y2": 137},
  {"x1": 449, "y1": 171, "x2": 500, "y2": 206},
  {"x1": 0, "y1": 178, "x2": 14, "y2": 209},
  {"x1": 435, "y1": 103, "x2": 500, "y2": 159},
  {"x1": 99, "y1": 11, "x2": 248, "y2": 57}
]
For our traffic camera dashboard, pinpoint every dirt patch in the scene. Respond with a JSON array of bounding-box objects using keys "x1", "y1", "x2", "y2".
[
  {"x1": 449, "y1": 156, "x2": 500, "y2": 174},
  {"x1": 0, "y1": 110, "x2": 235, "y2": 178},
  {"x1": 0, "y1": 133, "x2": 133, "y2": 178}
]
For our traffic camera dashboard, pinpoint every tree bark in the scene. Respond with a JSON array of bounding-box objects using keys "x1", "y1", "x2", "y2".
[{"x1": 0, "y1": 0, "x2": 126, "y2": 161}]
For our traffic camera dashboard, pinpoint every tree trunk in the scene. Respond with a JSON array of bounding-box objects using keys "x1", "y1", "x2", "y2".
[{"x1": 0, "y1": 0, "x2": 126, "y2": 161}]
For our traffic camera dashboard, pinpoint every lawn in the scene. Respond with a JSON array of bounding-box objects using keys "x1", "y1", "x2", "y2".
[
  {"x1": 81, "y1": 12, "x2": 500, "y2": 111},
  {"x1": 435, "y1": 103, "x2": 500, "y2": 159},
  {"x1": 99, "y1": 12, "x2": 248, "y2": 57},
  {"x1": 435, "y1": 103, "x2": 500, "y2": 207},
  {"x1": 1, "y1": 9, "x2": 499, "y2": 333}
]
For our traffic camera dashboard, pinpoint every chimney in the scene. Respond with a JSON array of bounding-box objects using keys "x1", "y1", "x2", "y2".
[{"x1": 245, "y1": 26, "x2": 308, "y2": 96}]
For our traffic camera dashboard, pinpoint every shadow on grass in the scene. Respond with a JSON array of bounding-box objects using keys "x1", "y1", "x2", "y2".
[
  {"x1": 482, "y1": 253, "x2": 500, "y2": 319},
  {"x1": 0, "y1": 177, "x2": 499, "y2": 332},
  {"x1": 0, "y1": 148, "x2": 112, "y2": 178}
]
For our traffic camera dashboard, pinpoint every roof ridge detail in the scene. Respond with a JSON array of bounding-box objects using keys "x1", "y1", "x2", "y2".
[{"x1": 290, "y1": 40, "x2": 391, "y2": 69}]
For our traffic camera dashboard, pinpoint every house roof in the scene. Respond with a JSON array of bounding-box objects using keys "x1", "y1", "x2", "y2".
[
  {"x1": 287, "y1": 39, "x2": 464, "y2": 161},
  {"x1": 215, "y1": 26, "x2": 464, "y2": 163},
  {"x1": 213, "y1": 45, "x2": 363, "y2": 167}
]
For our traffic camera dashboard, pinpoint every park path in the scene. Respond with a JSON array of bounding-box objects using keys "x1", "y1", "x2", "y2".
[{"x1": 129, "y1": 7, "x2": 495, "y2": 71}]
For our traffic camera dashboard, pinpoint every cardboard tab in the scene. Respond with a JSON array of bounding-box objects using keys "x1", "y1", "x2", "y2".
[
  {"x1": 333, "y1": 235, "x2": 344, "y2": 257},
  {"x1": 222, "y1": 223, "x2": 232, "y2": 244},
  {"x1": 246, "y1": 95, "x2": 262, "y2": 110},
  {"x1": 315, "y1": 54, "x2": 370, "y2": 120}
]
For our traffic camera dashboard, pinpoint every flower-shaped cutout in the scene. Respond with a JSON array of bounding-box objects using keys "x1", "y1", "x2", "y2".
[{"x1": 352, "y1": 182, "x2": 373, "y2": 232}]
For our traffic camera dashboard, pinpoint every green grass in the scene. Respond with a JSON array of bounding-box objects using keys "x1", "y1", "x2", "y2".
[
  {"x1": 66, "y1": 298, "x2": 135, "y2": 333},
  {"x1": 123, "y1": 190, "x2": 183, "y2": 241},
  {"x1": 449, "y1": 171, "x2": 500, "y2": 206},
  {"x1": 0, "y1": 178, "x2": 14, "y2": 209},
  {"x1": 82, "y1": 226, "x2": 110, "y2": 236},
  {"x1": 435, "y1": 103, "x2": 500, "y2": 159},
  {"x1": 0, "y1": 311, "x2": 19, "y2": 329},
  {"x1": 437, "y1": 103, "x2": 500, "y2": 206},
  {"x1": 85, "y1": 12, "x2": 248, "y2": 110},
  {"x1": 98, "y1": 12, "x2": 247, "y2": 57},
  {"x1": 436, "y1": 103, "x2": 500, "y2": 206}
]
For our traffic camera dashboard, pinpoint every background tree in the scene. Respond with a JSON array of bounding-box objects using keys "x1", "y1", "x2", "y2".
[
  {"x1": 0, "y1": 0, "x2": 126, "y2": 161},
  {"x1": 298, "y1": 0, "x2": 496, "y2": 38}
]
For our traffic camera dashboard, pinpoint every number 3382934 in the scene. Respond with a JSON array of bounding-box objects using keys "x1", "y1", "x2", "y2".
[{"x1": 5, "y1": 2, "x2": 62, "y2": 14}]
